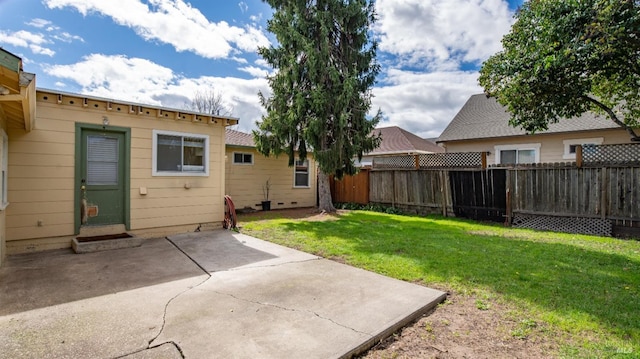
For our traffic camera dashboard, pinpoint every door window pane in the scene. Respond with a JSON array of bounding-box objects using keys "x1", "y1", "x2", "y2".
[{"x1": 87, "y1": 136, "x2": 118, "y2": 185}]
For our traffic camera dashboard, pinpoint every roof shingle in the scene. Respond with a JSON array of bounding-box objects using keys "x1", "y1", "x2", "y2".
[
  {"x1": 370, "y1": 126, "x2": 443, "y2": 155},
  {"x1": 437, "y1": 94, "x2": 620, "y2": 143},
  {"x1": 225, "y1": 129, "x2": 255, "y2": 147}
]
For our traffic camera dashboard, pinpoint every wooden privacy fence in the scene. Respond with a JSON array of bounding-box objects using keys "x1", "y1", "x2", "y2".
[
  {"x1": 331, "y1": 144, "x2": 640, "y2": 237},
  {"x1": 330, "y1": 169, "x2": 370, "y2": 204},
  {"x1": 508, "y1": 164, "x2": 640, "y2": 236},
  {"x1": 369, "y1": 169, "x2": 452, "y2": 216}
]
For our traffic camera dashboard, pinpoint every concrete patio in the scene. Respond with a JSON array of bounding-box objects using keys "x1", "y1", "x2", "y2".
[{"x1": 0, "y1": 230, "x2": 446, "y2": 358}]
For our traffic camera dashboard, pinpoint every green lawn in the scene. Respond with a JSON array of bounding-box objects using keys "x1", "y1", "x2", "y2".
[{"x1": 240, "y1": 210, "x2": 639, "y2": 358}]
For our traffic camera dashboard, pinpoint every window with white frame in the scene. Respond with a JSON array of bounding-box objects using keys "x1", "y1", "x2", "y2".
[
  {"x1": 233, "y1": 152, "x2": 253, "y2": 165},
  {"x1": 152, "y1": 130, "x2": 209, "y2": 176},
  {"x1": 294, "y1": 159, "x2": 309, "y2": 187},
  {"x1": 0, "y1": 129, "x2": 7, "y2": 210},
  {"x1": 563, "y1": 137, "x2": 603, "y2": 159},
  {"x1": 494, "y1": 143, "x2": 541, "y2": 165}
]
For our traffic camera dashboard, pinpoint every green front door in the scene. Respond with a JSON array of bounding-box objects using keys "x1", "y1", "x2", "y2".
[{"x1": 80, "y1": 129, "x2": 126, "y2": 226}]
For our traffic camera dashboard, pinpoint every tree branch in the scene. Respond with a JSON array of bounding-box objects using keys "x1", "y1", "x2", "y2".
[{"x1": 582, "y1": 95, "x2": 640, "y2": 141}]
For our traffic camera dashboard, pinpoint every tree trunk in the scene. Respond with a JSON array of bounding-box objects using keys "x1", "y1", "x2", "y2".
[{"x1": 317, "y1": 169, "x2": 336, "y2": 212}]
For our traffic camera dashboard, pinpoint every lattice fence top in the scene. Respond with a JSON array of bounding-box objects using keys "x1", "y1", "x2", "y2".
[
  {"x1": 372, "y1": 152, "x2": 484, "y2": 169},
  {"x1": 373, "y1": 155, "x2": 415, "y2": 169},
  {"x1": 582, "y1": 143, "x2": 640, "y2": 165},
  {"x1": 422, "y1": 152, "x2": 483, "y2": 169}
]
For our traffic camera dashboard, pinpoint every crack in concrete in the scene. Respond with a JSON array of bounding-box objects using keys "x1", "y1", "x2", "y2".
[
  {"x1": 113, "y1": 341, "x2": 186, "y2": 359},
  {"x1": 220, "y1": 257, "x2": 322, "y2": 272},
  {"x1": 211, "y1": 289, "x2": 372, "y2": 338},
  {"x1": 145, "y1": 238, "x2": 214, "y2": 349},
  {"x1": 148, "y1": 275, "x2": 211, "y2": 346},
  {"x1": 151, "y1": 341, "x2": 186, "y2": 358}
]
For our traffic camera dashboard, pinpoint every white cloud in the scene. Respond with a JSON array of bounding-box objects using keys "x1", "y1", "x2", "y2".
[
  {"x1": 0, "y1": 30, "x2": 55, "y2": 56},
  {"x1": 375, "y1": 0, "x2": 514, "y2": 70},
  {"x1": 44, "y1": 0, "x2": 270, "y2": 59},
  {"x1": 372, "y1": 69, "x2": 482, "y2": 138},
  {"x1": 53, "y1": 32, "x2": 84, "y2": 43},
  {"x1": 367, "y1": 0, "x2": 517, "y2": 136},
  {"x1": 43, "y1": 54, "x2": 268, "y2": 133},
  {"x1": 238, "y1": 66, "x2": 269, "y2": 78},
  {"x1": 31, "y1": 45, "x2": 56, "y2": 56},
  {"x1": 26, "y1": 18, "x2": 54, "y2": 28},
  {"x1": 238, "y1": 2, "x2": 248, "y2": 13}
]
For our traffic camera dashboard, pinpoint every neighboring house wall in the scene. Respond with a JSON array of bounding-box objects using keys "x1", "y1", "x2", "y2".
[
  {"x1": 6, "y1": 90, "x2": 229, "y2": 253},
  {"x1": 225, "y1": 146, "x2": 316, "y2": 210},
  {"x1": 443, "y1": 129, "x2": 632, "y2": 165},
  {"x1": 0, "y1": 116, "x2": 7, "y2": 264}
]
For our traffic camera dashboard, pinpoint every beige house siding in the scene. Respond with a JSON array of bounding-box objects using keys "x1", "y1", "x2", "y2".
[
  {"x1": 225, "y1": 147, "x2": 316, "y2": 210},
  {"x1": 6, "y1": 91, "x2": 229, "y2": 253},
  {"x1": 0, "y1": 116, "x2": 7, "y2": 265},
  {"x1": 442, "y1": 128, "x2": 633, "y2": 165}
]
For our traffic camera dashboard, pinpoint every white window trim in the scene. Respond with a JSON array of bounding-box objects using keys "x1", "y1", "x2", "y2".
[
  {"x1": 152, "y1": 129, "x2": 209, "y2": 176},
  {"x1": 562, "y1": 137, "x2": 603, "y2": 160},
  {"x1": 494, "y1": 143, "x2": 541, "y2": 165},
  {"x1": 293, "y1": 159, "x2": 310, "y2": 188},
  {"x1": 0, "y1": 129, "x2": 8, "y2": 210},
  {"x1": 232, "y1": 151, "x2": 254, "y2": 165}
]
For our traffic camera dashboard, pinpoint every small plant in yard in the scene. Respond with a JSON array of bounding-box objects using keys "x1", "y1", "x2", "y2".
[
  {"x1": 511, "y1": 319, "x2": 537, "y2": 340},
  {"x1": 262, "y1": 178, "x2": 271, "y2": 201},
  {"x1": 240, "y1": 210, "x2": 640, "y2": 358},
  {"x1": 475, "y1": 299, "x2": 490, "y2": 311}
]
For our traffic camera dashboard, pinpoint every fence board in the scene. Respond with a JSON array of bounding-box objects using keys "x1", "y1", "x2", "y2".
[{"x1": 369, "y1": 169, "x2": 451, "y2": 215}]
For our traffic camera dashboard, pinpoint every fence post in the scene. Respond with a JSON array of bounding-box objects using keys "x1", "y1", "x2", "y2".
[
  {"x1": 505, "y1": 170, "x2": 512, "y2": 226},
  {"x1": 576, "y1": 145, "x2": 583, "y2": 168},
  {"x1": 482, "y1": 152, "x2": 488, "y2": 169},
  {"x1": 414, "y1": 155, "x2": 420, "y2": 170},
  {"x1": 440, "y1": 170, "x2": 448, "y2": 216}
]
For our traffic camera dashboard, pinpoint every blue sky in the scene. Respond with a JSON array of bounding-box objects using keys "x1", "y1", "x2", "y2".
[{"x1": 0, "y1": 0, "x2": 524, "y2": 138}]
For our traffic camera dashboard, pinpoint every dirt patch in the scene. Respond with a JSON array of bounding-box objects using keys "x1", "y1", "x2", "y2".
[
  {"x1": 238, "y1": 207, "x2": 347, "y2": 222},
  {"x1": 359, "y1": 291, "x2": 558, "y2": 359}
]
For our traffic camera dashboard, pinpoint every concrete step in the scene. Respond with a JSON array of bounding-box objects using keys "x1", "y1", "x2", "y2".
[{"x1": 73, "y1": 225, "x2": 141, "y2": 253}]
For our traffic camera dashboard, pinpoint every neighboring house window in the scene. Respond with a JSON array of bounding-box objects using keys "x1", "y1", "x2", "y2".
[
  {"x1": 0, "y1": 129, "x2": 7, "y2": 210},
  {"x1": 152, "y1": 130, "x2": 209, "y2": 176},
  {"x1": 233, "y1": 152, "x2": 253, "y2": 165},
  {"x1": 563, "y1": 138, "x2": 603, "y2": 160},
  {"x1": 294, "y1": 159, "x2": 309, "y2": 187},
  {"x1": 494, "y1": 143, "x2": 541, "y2": 165}
]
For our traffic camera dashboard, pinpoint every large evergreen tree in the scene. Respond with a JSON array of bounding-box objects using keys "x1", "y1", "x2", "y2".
[
  {"x1": 479, "y1": 0, "x2": 640, "y2": 140},
  {"x1": 254, "y1": 0, "x2": 382, "y2": 212}
]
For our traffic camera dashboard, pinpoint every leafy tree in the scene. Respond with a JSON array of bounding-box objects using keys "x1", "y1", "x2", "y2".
[
  {"x1": 184, "y1": 88, "x2": 232, "y2": 116},
  {"x1": 479, "y1": 0, "x2": 640, "y2": 140},
  {"x1": 254, "y1": 0, "x2": 382, "y2": 212}
]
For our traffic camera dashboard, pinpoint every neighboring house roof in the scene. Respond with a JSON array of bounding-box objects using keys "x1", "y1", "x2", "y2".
[
  {"x1": 369, "y1": 126, "x2": 444, "y2": 155},
  {"x1": 226, "y1": 128, "x2": 255, "y2": 148},
  {"x1": 437, "y1": 94, "x2": 620, "y2": 143},
  {"x1": 226, "y1": 126, "x2": 444, "y2": 155}
]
